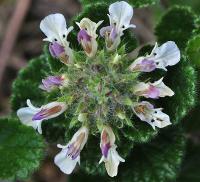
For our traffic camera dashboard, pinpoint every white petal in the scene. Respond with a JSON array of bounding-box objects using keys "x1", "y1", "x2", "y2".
[
  {"x1": 134, "y1": 78, "x2": 174, "y2": 98},
  {"x1": 26, "y1": 99, "x2": 41, "y2": 111},
  {"x1": 54, "y1": 147, "x2": 80, "y2": 174},
  {"x1": 133, "y1": 101, "x2": 154, "y2": 122},
  {"x1": 40, "y1": 13, "x2": 73, "y2": 44},
  {"x1": 152, "y1": 109, "x2": 171, "y2": 128},
  {"x1": 99, "y1": 156, "x2": 105, "y2": 164},
  {"x1": 109, "y1": 1, "x2": 135, "y2": 33},
  {"x1": 57, "y1": 144, "x2": 67, "y2": 149},
  {"x1": 17, "y1": 107, "x2": 43, "y2": 134},
  {"x1": 151, "y1": 41, "x2": 180, "y2": 70},
  {"x1": 133, "y1": 102, "x2": 171, "y2": 130},
  {"x1": 104, "y1": 146, "x2": 125, "y2": 177},
  {"x1": 152, "y1": 78, "x2": 174, "y2": 97}
]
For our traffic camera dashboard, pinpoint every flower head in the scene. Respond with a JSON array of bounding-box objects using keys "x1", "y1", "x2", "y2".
[
  {"x1": 39, "y1": 75, "x2": 69, "y2": 92},
  {"x1": 100, "y1": 1, "x2": 135, "y2": 51},
  {"x1": 130, "y1": 41, "x2": 180, "y2": 72},
  {"x1": 133, "y1": 77, "x2": 174, "y2": 99},
  {"x1": 54, "y1": 126, "x2": 89, "y2": 174},
  {"x1": 40, "y1": 13, "x2": 73, "y2": 64},
  {"x1": 17, "y1": 99, "x2": 67, "y2": 134},
  {"x1": 99, "y1": 126, "x2": 125, "y2": 177},
  {"x1": 133, "y1": 101, "x2": 171, "y2": 130},
  {"x1": 76, "y1": 18, "x2": 103, "y2": 58}
]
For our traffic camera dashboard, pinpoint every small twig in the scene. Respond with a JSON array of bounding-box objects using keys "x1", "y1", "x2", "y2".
[{"x1": 0, "y1": 0, "x2": 31, "y2": 85}]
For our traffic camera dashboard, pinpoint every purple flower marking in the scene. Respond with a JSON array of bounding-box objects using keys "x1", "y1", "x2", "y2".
[
  {"x1": 139, "y1": 59, "x2": 157, "y2": 72},
  {"x1": 101, "y1": 143, "x2": 111, "y2": 158},
  {"x1": 100, "y1": 26, "x2": 118, "y2": 42},
  {"x1": 49, "y1": 42, "x2": 65, "y2": 58},
  {"x1": 147, "y1": 85, "x2": 160, "y2": 99},
  {"x1": 67, "y1": 144, "x2": 80, "y2": 160},
  {"x1": 40, "y1": 76, "x2": 64, "y2": 92},
  {"x1": 77, "y1": 29, "x2": 91, "y2": 43},
  {"x1": 32, "y1": 109, "x2": 48, "y2": 121}
]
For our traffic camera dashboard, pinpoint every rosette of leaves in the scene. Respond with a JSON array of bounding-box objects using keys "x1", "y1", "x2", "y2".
[{"x1": 0, "y1": 2, "x2": 198, "y2": 182}]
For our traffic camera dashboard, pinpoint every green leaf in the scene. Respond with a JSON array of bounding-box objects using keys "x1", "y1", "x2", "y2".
[
  {"x1": 158, "y1": 56, "x2": 197, "y2": 125},
  {"x1": 118, "y1": 126, "x2": 186, "y2": 182},
  {"x1": 186, "y1": 34, "x2": 200, "y2": 67},
  {"x1": 177, "y1": 141, "x2": 200, "y2": 182},
  {"x1": 0, "y1": 117, "x2": 45, "y2": 180},
  {"x1": 70, "y1": 3, "x2": 137, "y2": 53},
  {"x1": 79, "y1": 0, "x2": 158, "y2": 8},
  {"x1": 155, "y1": 6, "x2": 196, "y2": 50},
  {"x1": 182, "y1": 70, "x2": 200, "y2": 133},
  {"x1": 121, "y1": 122, "x2": 158, "y2": 143}
]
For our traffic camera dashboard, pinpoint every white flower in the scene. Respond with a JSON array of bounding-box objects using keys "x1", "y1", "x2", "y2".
[
  {"x1": 40, "y1": 13, "x2": 73, "y2": 44},
  {"x1": 40, "y1": 13, "x2": 74, "y2": 64},
  {"x1": 99, "y1": 126, "x2": 125, "y2": 177},
  {"x1": 17, "y1": 99, "x2": 67, "y2": 134},
  {"x1": 100, "y1": 1, "x2": 135, "y2": 51},
  {"x1": 54, "y1": 126, "x2": 89, "y2": 174},
  {"x1": 108, "y1": 1, "x2": 135, "y2": 33},
  {"x1": 133, "y1": 77, "x2": 174, "y2": 98},
  {"x1": 132, "y1": 101, "x2": 171, "y2": 130},
  {"x1": 76, "y1": 18, "x2": 103, "y2": 58},
  {"x1": 129, "y1": 41, "x2": 180, "y2": 72}
]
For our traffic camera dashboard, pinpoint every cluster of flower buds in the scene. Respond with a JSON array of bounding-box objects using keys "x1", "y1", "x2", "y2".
[{"x1": 17, "y1": 1, "x2": 180, "y2": 177}]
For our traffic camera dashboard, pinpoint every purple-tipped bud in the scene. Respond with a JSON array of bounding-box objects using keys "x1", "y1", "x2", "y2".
[
  {"x1": 77, "y1": 29, "x2": 91, "y2": 43},
  {"x1": 40, "y1": 76, "x2": 65, "y2": 92},
  {"x1": 49, "y1": 42, "x2": 65, "y2": 58}
]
